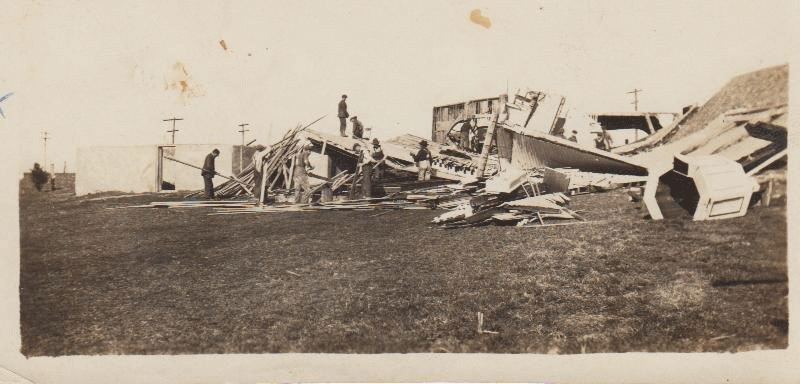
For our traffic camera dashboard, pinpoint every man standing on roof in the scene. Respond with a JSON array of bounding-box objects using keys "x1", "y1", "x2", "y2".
[
  {"x1": 201, "y1": 149, "x2": 220, "y2": 199},
  {"x1": 410, "y1": 140, "x2": 432, "y2": 181},
  {"x1": 350, "y1": 116, "x2": 364, "y2": 139},
  {"x1": 338, "y1": 94, "x2": 349, "y2": 137},
  {"x1": 293, "y1": 141, "x2": 314, "y2": 204}
]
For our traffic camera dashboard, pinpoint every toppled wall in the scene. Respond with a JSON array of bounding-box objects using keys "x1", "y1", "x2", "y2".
[{"x1": 495, "y1": 127, "x2": 648, "y2": 175}]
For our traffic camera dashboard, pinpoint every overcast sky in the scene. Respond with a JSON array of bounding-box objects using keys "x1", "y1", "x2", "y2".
[{"x1": 2, "y1": 0, "x2": 793, "y2": 174}]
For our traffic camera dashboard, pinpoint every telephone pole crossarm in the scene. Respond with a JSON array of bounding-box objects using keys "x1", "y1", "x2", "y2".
[{"x1": 163, "y1": 117, "x2": 184, "y2": 144}]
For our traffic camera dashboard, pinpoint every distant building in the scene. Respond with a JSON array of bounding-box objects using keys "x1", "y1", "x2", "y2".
[{"x1": 431, "y1": 96, "x2": 506, "y2": 148}]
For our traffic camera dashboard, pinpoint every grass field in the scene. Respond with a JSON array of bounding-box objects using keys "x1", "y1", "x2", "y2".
[{"x1": 18, "y1": 176, "x2": 788, "y2": 355}]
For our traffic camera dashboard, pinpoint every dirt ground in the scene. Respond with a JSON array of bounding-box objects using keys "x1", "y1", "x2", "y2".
[{"x1": 18, "y1": 176, "x2": 788, "y2": 355}]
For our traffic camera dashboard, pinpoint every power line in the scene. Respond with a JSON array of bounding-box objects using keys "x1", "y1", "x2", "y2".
[
  {"x1": 237, "y1": 123, "x2": 249, "y2": 171},
  {"x1": 42, "y1": 131, "x2": 49, "y2": 168},
  {"x1": 163, "y1": 117, "x2": 183, "y2": 144}
]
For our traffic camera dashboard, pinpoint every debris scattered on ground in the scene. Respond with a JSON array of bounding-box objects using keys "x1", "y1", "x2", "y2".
[{"x1": 162, "y1": 65, "x2": 787, "y2": 223}]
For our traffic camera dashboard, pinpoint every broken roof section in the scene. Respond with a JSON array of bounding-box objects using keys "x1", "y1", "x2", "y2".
[
  {"x1": 617, "y1": 64, "x2": 788, "y2": 156},
  {"x1": 672, "y1": 64, "x2": 788, "y2": 141},
  {"x1": 632, "y1": 104, "x2": 787, "y2": 173}
]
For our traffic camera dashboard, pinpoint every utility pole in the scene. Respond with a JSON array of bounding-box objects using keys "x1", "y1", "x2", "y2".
[
  {"x1": 163, "y1": 117, "x2": 183, "y2": 144},
  {"x1": 42, "y1": 131, "x2": 49, "y2": 168},
  {"x1": 237, "y1": 123, "x2": 249, "y2": 172},
  {"x1": 627, "y1": 88, "x2": 642, "y2": 112}
]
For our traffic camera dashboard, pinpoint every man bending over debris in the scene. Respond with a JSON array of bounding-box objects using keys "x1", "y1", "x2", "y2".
[
  {"x1": 350, "y1": 116, "x2": 364, "y2": 139},
  {"x1": 410, "y1": 140, "x2": 432, "y2": 181},
  {"x1": 293, "y1": 141, "x2": 314, "y2": 203},
  {"x1": 201, "y1": 149, "x2": 220, "y2": 199}
]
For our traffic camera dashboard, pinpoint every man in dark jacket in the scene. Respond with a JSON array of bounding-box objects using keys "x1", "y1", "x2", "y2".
[
  {"x1": 201, "y1": 149, "x2": 220, "y2": 199},
  {"x1": 338, "y1": 94, "x2": 349, "y2": 137},
  {"x1": 410, "y1": 140, "x2": 432, "y2": 180},
  {"x1": 371, "y1": 138, "x2": 385, "y2": 179}
]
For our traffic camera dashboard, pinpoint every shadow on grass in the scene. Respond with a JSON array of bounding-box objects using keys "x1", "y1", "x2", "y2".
[{"x1": 711, "y1": 277, "x2": 788, "y2": 287}]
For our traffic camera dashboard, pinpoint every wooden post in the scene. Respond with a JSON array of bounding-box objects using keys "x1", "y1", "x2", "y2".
[
  {"x1": 476, "y1": 112, "x2": 499, "y2": 177},
  {"x1": 287, "y1": 157, "x2": 296, "y2": 189},
  {"x1": 763, "y1": 178, "x2": 774, "y2": 207},
  {"x1": 259, "y1": 159, "x2": 270, "y2": 204},
  {"x1": 281, "y1": 164, "x2": 289, "y2": 189}
]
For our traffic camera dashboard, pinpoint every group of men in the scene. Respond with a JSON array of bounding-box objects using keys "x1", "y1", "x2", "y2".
[
  {"x1": 338, "y1": 94, "x2": 365, "y2": 139},
  {"x1": 565, "y1": 130, "x2": 613, "y2": 150},
  {"x1": 198, "y1": 93, "x2": 434, "y2": 202}
]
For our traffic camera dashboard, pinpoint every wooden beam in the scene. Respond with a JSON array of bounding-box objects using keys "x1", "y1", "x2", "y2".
[
  {"x1": 644, "y1": 113, "x2": 655, "y2": 134},
  {"x1": 476, "y1": 111, "x2": 500, "y2": 176},
  {"x1": 287, "y1": 157, "x2": 296, "y2": 189},
  {"x1": 163, "y1": 156, "x2": 253, "y2": 195},
  {"x1": 746, "y1": 149, "x2": 787, "y2": 176},
  {"x1": 259, "y1": 160, "x2": 270, "y2": 204}
]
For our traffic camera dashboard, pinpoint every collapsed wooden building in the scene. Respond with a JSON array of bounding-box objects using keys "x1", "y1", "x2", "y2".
[{"x1": 181, "y1": 64, "x2": 786, "y2": 224}]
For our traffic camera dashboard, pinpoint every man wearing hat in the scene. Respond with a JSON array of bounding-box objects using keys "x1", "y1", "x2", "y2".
[
  {"x1": 568, "y1": 130, "x2": 578, "y2": 142},
  {"x1": 350, "y1": 116, "x2": 364, "y2": 139},
  {"x1": 410, "y1": 140, "x2": 432, "y2": 181},
  {"x1": 338, "y1": 94, "x2": 349, "y2": 137},
  {"x1": 371, "y1": 138, "x2": 385, "y2": 179},
  {"x1": 201, "y1": 148, "x2": 220, "y2": 199}
]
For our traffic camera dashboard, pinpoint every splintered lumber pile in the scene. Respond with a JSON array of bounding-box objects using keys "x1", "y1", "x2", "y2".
[
  {"x1": 431, "y1": 192, "x2": 582, "y2": 229},
  {"x1": 186, "y1": 117, "x2": 325, "y2": 199},
  {"x1": 117, "y1": 200, "x2": 257, "y2": 209},
  {"x1": 209, "y1": 197, "x2": 432, "y2": 215},
  {"x1": 386, "y1": 182, "x2": 483, "y2": 209}
]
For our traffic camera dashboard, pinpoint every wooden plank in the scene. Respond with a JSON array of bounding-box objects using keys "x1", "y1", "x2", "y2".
[
  {"x1": 644, "y1": 113, "x2": 655, "y2": 134},
  {"x1": 519, "y1": 220, "x2": 608, "y2": 228},
  {"x1": 287, "y1": 157, "x2": 296, "y2": 189},
  {"x1": 746, "y1": 149, "x2": 787, "y2": 176},
  {"x1": 476, "y1": 111, "x2": 500, "y2": 175}
]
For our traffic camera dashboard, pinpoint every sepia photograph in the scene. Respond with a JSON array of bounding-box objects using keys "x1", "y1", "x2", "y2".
[{"x1": 1, "y1": 0, "x2": 797, "y2": 382}]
